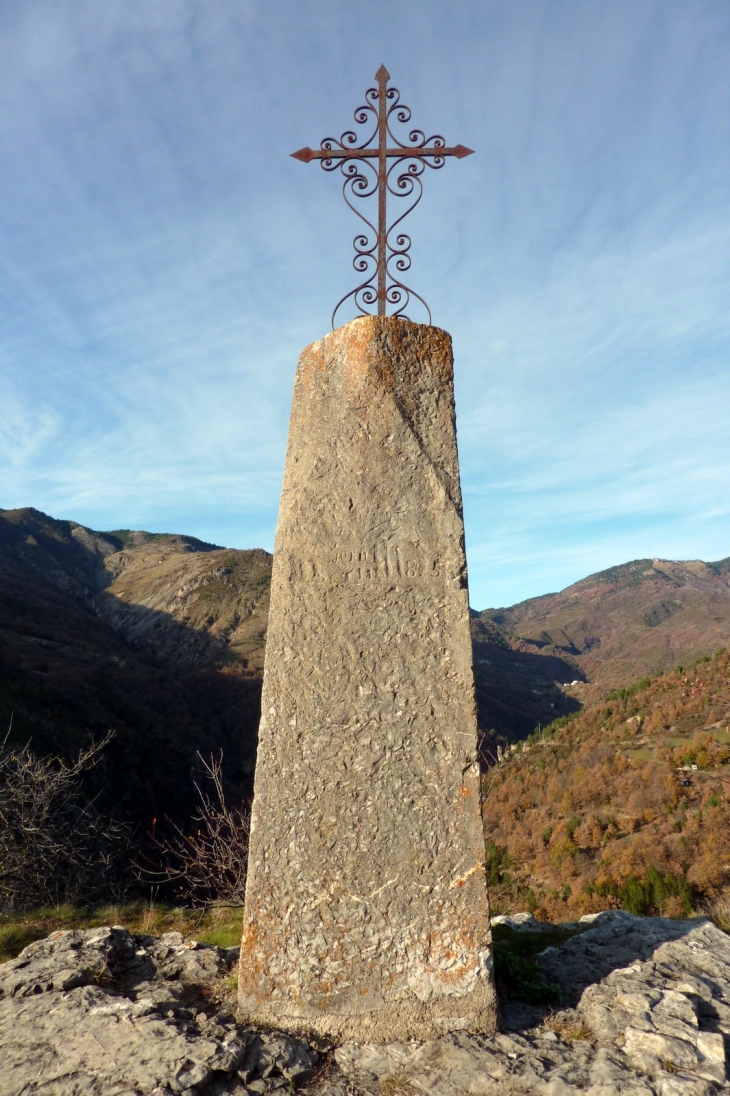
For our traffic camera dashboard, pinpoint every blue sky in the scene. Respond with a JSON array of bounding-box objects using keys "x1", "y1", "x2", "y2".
[{"x1": 1, "y1": 0, "x2": 729, "y2": 609}]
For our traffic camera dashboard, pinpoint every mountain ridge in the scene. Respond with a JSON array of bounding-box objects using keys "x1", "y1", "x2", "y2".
[
  {"x1": 475, "y1": 553, "x2": 730, "y2": 731},
  {"x1": 3, "y1": 504, "x2": 730, "y2": 797},
  {"x1": 484, "y1": 554, "x2": 730, "y2": 619}
]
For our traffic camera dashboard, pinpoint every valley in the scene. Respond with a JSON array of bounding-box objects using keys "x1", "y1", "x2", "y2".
[{"x1": 2, "y1": 504, "x2": 729, "y2": 909}]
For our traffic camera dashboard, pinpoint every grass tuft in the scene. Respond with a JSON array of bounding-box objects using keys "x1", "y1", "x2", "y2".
[
  {"x1": 706, "y1": 888, "x2": 730, "y2": 934},
  {"x1": 0, "y1": 924, "x2": 47, "y2": 962},
  {"x1": 196, "y1": 925, "x2": 241, "y2": 949},
  {"x1": 543, "y1": 1012, "x2": 593, "y2": 1041},
  {"x1": 380, "y1": 1072, "x2": 416, "y2": 1096}
]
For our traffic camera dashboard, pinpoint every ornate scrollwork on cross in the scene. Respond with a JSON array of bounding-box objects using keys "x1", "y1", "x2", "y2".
[{"x1": 292, "y1": 66, "x2": 473, "y2": 329}]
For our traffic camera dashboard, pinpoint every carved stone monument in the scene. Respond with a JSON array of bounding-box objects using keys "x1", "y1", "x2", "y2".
[{"x1": 238, "y1": 315, "x2": 496, "y2": 1041}]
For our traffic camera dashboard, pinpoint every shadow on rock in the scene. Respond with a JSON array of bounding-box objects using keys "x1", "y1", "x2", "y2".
[
  {"x1": 0, "y1": 926, "x2": 317, "y2": 1096},
  {"x1": 537, "y1": 910, "x2": 696, "y2": 1007}
]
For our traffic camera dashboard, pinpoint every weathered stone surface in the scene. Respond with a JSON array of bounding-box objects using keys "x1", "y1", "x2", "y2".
[
  {"x1": 1, "y1": 915, "x2": 729, "y2": 1093},
  {"x1": 557, "y1": 913, "x2": 730, "y2": 1088},
  {"x1": 0, "y1": 927, "x2": 317, "y2": 1096},
  {"x1": 238, "y1": 315, "x2": 495, "y2": 1042}
]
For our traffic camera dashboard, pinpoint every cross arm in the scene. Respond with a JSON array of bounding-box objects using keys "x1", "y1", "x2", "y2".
[{"x1": 291, "y1": 145, "x2": 474, "y2": 163}]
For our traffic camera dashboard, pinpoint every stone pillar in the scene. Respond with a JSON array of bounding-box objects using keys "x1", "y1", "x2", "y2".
[{"x1": 238, "y1": 316, "x2": 496, "y2": 1042}]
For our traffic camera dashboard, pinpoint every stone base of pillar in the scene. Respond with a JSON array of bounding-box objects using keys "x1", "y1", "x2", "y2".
[{"x1": 240, "y1": 978, "x2": 497, "y2": 1045}]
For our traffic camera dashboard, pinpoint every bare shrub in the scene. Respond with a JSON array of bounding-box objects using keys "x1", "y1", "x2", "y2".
[
  {"x1": 137, "y1": 751, "x2": 249, "y2": 908},
  {"x1": 0, "y1": 725, "x2": 130, "y2": 911}
]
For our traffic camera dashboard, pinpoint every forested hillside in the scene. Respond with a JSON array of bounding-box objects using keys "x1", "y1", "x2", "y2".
[
  {"x1": 3, "y1": 504, "x2": 730, "y2": 912},
  {"x1": 5, "y1": 508, "x2": 730, "y2": 774},
  {"x1": 483, "y1": 648, "x2": 730, "y2": 921}
]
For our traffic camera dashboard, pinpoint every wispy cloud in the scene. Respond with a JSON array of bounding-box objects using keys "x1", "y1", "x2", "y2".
[{"x1": 1, "y1": 0, "x2": 729, "y2": 607}]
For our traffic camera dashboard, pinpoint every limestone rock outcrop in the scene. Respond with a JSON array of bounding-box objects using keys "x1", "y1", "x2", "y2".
[
  {"x1": 238, "y1": 316, "x2": 495, "y2": 1041},
  {"x1": 0, "y1": 926, "x2": 317, "y2": 1096},
  {"x1": 336, "y1": 912, "x2": 730, "y2": 1095},
  {"x1": 1, "y1": 913, "x2": 728, "y2": 1093}
]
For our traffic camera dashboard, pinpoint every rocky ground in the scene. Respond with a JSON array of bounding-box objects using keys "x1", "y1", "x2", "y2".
[{"x1": 0, "y1": 911, "x2": 728, "y2": 1095}]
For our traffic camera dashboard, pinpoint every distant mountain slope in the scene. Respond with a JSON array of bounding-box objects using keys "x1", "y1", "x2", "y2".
[
  {"x1": 3, "y1": 505, "x2": 730, "y2": 788},
  {"x1": 0, "y1": 507, "x2": 270, "y2": 824},
  {"x1": 482, "y1": 648, "x2": 730, "y2": 922},
  {"x1": 470, "y1": 617, "x2": 582, "y2": 752},
  {"x1": 95, "y1": 533, "x2": 270, "y2": 674},
  {"x1": 476, "y1": 557, "x2": 730, "y2": 726}
]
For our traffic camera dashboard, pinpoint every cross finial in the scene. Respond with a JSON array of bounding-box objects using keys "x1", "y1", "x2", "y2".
[{"x1": 292, "y1": 67, "x2": 473, "y2": 328}]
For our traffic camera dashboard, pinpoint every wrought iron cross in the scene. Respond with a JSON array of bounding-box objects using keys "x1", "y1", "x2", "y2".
[{"x1": 292, "y1": 65, "x2": 473, "y2": 328}]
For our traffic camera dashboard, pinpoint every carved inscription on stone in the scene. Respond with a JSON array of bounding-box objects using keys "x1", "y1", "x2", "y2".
[
  {"x1": 287, "y1": 545, "x2": 443, "y2": 584},
  {"x1": 239, "y1": 316, "x2": 495, "y2": 1043}
]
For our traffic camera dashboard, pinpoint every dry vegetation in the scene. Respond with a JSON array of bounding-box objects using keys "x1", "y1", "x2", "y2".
[
  {"x1": 483, "y1": 648, "x2": 730, "y2": 922},
  {"x1": 0, "y1": 728, "x2": 130, "y2": 911},
  {"x1": 135, "y1": 751, "x2": 250, "y2": 908},
  {"x1": 0, "y1": 902, "x2": 243, "y2": 964}
]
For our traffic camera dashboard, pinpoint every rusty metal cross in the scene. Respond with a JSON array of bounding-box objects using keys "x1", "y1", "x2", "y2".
[{"x1": 292, "y1": 65, "x2": 473, "y2": 328}]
